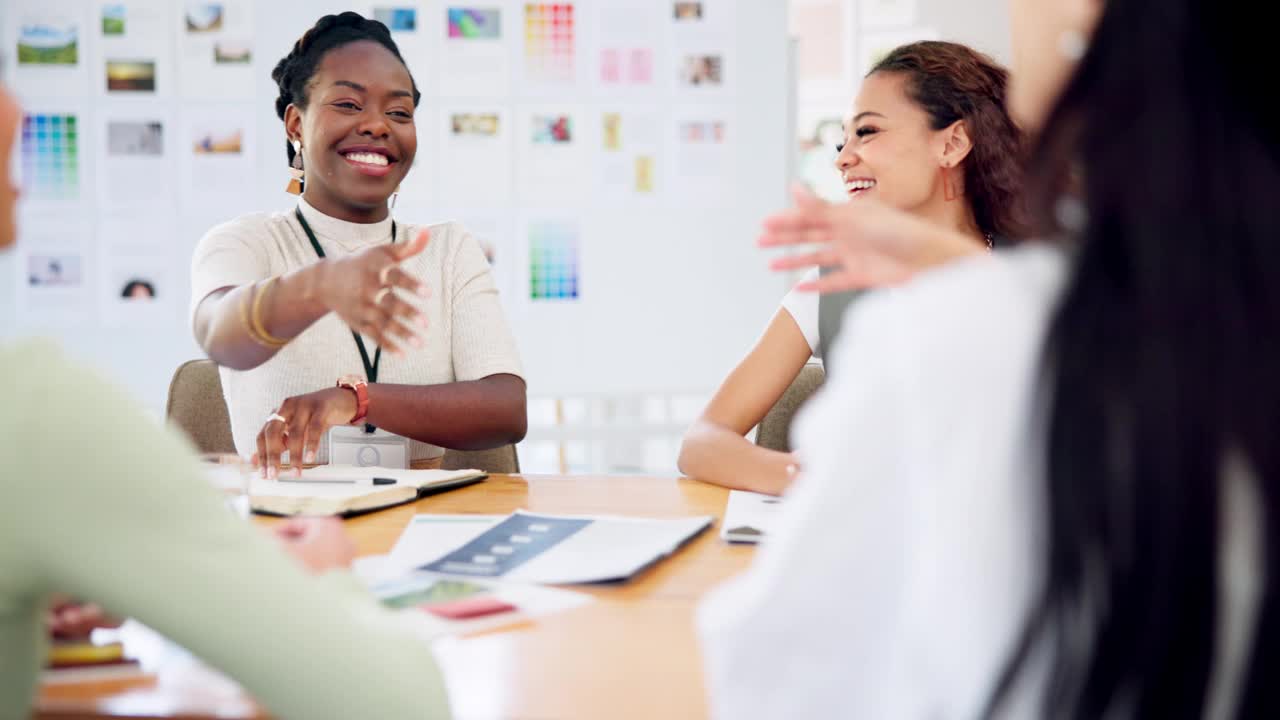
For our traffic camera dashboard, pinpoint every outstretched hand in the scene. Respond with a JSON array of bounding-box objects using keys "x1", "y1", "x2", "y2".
[
  {"x1": 759, "y1": 185, "x2": 985, "y2": 293},
  {"x1": 317, "y1": 228, "x2": 432, "y2": 355}
]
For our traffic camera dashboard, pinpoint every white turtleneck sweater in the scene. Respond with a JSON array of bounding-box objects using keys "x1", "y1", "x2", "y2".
[{"x1": 189, "y1": 199, "x2": 523, "y2": 463}]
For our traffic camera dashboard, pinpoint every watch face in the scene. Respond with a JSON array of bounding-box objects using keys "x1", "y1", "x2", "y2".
[{"x1": 338, "y1": 374, "x2": 367, "y2": 388}]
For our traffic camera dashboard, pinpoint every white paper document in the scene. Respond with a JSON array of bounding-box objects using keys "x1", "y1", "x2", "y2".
[
  {"x1": 402, "y1": 511, "x2": 713, "y2": 584},
  {"x1": 720, "y1": 490, "x2": 784, "y2": 543}
]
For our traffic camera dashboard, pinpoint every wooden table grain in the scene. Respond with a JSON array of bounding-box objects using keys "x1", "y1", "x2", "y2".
[{"x1": 36, "y1": 474, "x2": 754, "y2": 720}]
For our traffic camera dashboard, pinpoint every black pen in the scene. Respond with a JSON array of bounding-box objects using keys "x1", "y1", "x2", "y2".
[{"x1": 278, "y1": 476, "x2": 397, "y2": 486}]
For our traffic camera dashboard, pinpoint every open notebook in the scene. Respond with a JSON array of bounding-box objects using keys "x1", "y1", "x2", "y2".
[{"x1": 250, "y1": 466, "x2": 487, "y2": 517}]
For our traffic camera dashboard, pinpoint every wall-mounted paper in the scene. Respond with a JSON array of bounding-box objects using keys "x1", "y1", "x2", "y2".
[
  {"x1": 516, "y1": 105, "x2": 587, "y2": 202},
  {"x1": 16, "y1": 220, "x2": 94, "y2": 325},
  {"x1": 437, "y1": 107, "x2": 513, "y2": 206},
  {"x1": 859, "y1": 0, "x2": 918, "y2": 30},
  {"x1": 100, "y1": 247, "x2": 174, "y2": 327},
  {"x1": 669, "y1": 110, "x2": 733, "y2": 201},
  {"x1": 595, "y1": 108, "x2": 662, "y2": 201},
  {"x1": 520, "y1": 2, "x2": 577, "y2": 90},
  {"x1": 373, "y1": 6, "x2": 417, "y2": 32},
  {"x1": 670, "y1": 0, "x2": 734, "y2": 40},
  {"x1": 19, "y1": 111, "x2": 82, "y2": 204},
  {"x1": 526, "y1": 219, "x2": 580, "y2": 302},
  {"x1": 6, "y1": 0, "x2": 91, "y2": 97},
  {"x1": 95, "y1": 1, "x2": 174, "y2": 98},
  {"x1": 594, "y1": 3, "x2": 661, "y2": 91},
  {"x1": 858, "y1": 26, "x2": 938, "y2": 77},
  {"x1": 97, "y1": 109, "x2": 176, "y2": 209},
  {"x1": 177, "y1": 1, "x2": 255, "y2": 100},
  {"x1": 179, "y1": 103, "x2": 256, "y2": 208},
  {"x1": 364, "y1": 1, "x2": 430, "y2": 93},
  {"x1": 669, "y1": 0, "x2": 735, "y2": 97},
  {"x1": 789, "y1": 0, "x2": 849, "y2": 90},
  {"x1": 438, "y1": 3, "x2": 513, "y2": 97}
]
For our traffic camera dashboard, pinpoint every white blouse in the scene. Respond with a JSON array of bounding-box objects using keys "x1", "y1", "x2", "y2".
[
  {"x1": 698, "y1": 244, "x2": 1261, "y2": 719},
  {"x1": 189, "y1": 198, "x2": 523, "y2": 462}
]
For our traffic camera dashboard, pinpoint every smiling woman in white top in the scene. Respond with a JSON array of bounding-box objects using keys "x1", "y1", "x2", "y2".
[
  {"x1": 702, "y1": 0, "x2": 1279, "y2": 717},
  {"x1": 677, "y1": 41, "x2": 1025, "y2": 496},
  {"x1": 191, "y1": 12, "x2": 525, "y2": 477}
]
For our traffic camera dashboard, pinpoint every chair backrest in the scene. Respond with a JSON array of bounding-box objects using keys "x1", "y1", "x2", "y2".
[
  {"x1": 441, "y1": 445, "x2": 521, "y2": 474},
  {"x1": 165, "y1": 359, "x2": 522, "y2": 473},
  {"x1": 755, "y1": 363, "x2": 826, "y2": 453},
  {"x1": 166, "y1": 359, "x2": 236, "y2": 454}
]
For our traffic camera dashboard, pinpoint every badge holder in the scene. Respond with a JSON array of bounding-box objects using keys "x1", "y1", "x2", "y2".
[{"x1": 328, "y1": 426, "x2": 411, "y2": 469}]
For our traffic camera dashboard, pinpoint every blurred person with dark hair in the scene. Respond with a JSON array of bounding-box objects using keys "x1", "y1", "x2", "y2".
[{"x1": 706, "y1": 0, "x2": 1280, "y2": 718}]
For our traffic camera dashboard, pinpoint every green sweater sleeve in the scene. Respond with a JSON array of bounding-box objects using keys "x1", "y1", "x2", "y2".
[{"x1": 0, "y1": 340, "x2": 451, "y2": 719}]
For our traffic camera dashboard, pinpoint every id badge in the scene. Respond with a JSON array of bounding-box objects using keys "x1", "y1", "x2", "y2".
[{"x1": 328, "y1": 426, "x2": 411, "y2": 469}]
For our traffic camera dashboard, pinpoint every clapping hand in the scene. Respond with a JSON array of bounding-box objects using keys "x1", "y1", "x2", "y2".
[{"x1": 759, "y1": 185, "x2": 983, "y2": 293}]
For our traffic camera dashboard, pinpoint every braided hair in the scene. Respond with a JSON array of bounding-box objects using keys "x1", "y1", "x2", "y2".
[{"x1": 271, "y1": 11, "x2": 421, "y2": 164}]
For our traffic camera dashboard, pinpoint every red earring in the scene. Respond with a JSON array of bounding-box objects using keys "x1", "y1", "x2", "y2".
[{"x1": 941, "y1": 166, "x2": 960, "y2": 202}]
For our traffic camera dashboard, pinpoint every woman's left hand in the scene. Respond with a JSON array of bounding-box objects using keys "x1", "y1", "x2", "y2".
[{"x1": 253, "y1": 387, "x2": 358, "y2": 479}]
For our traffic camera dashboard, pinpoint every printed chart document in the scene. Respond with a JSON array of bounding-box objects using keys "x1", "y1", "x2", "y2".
[
  {"x1": 406, "y1": 510, "x2": 713, "y2": 584},
  {"x1": 720, "y1": 490, "x2": 784, "y2": 543},
  {"x1": 387, "y1": 514, "x2": 505, "y2": 572}
]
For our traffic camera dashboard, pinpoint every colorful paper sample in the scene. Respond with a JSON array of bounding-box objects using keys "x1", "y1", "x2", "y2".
[{"x1": 21, "y1": 113, "x2": 79, "y2": 200}]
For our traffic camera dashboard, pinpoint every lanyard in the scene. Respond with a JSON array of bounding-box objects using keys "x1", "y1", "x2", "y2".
[{"x1": 295, "y1": 208, "x2": 396, "y2": 432}]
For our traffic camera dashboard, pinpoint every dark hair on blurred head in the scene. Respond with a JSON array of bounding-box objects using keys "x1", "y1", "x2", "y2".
[
  {"x1": 271, "y1": 12, "x2": 420, "y2": 164},
  {"x1": 120, "y1": 279, "x2": 154, "y2": 298},
  {"x1": 869, "y1": 41, "x2": 1027, "y2": 240},
  {"x1": 988, "y1": 1, "x2": 1280, "y2": 717}
]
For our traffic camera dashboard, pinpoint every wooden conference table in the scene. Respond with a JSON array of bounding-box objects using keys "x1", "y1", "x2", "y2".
[{"x1": 36, "y1": 474, "x2": 756, "y2": 720}]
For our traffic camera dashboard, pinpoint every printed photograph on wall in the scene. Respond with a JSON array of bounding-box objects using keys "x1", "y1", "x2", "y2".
[
  {"x1": 191, "y1": 127, "x2": 242, "y2": 154},
  {"x1": 673, "y1": 1, "x2": 702, "y2": 20},
  {"x1": 213, "y1": 41, "x2": 250, "y2": 63},
  {"x1": 120, "y1": 278, "x2": 157, "y2": 301},
  {"x1": 102, "y1": 5, "x2": 126, "y2": 35},
  {"x1": 447, "y1": 7, "x2": 501, "y2": 38},
  {"x1": 185, "y1": 3, "x2": 223, "y2": 33},
  {"x1": 105, "y1": 59, "x2": 156, "y2": 91},
  {"x1": 373, "y1": 7, "x2": 417, "y2": 32},
  {"x1": 679, "y1": 54, "x2": 722, "y2": 86},
  {"x1": 532, "y1": 115, "x2": 572, "y2": 144},
  {"x1": 18, "y1": 19, "x2": 79, "y2": 65},
  {"x1": 451, "y1": 113, "x2": 500, "y2": 137},
  {"x1": 27, "y1": 254, "x2": 83, "y2": 288},
  {"x1": 108, "y1": 120, "x2": 163, "y2": 156}
]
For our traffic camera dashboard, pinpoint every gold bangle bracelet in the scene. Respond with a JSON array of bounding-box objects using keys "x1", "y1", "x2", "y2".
[{"x1": 245, "y1": 279, "x2": 289, "y2": 348}]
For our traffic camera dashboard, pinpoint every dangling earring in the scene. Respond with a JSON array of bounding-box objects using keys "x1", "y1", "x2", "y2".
[
  {"x1": 285, "y1": 140, "x2": 304, "y2": 195},
  {"x1": 941, "y1": 165, "x2": 960, "y2": 202},
  {"x1": 1057, "y1": 29, "x2": 1087, "y2": 60},
  {"x1": 389, "y1": 184, "x2": 401, "y2": 212}
]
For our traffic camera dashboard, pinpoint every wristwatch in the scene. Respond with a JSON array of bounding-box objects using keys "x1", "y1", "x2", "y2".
[{"x1": 336, "y1": 375, "x2": 370, "y2": 425}]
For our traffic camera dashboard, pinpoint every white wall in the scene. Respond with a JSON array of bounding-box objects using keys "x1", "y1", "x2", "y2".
[{"x1": 1, "y1": 1, "x2": 792, "y2": 417}]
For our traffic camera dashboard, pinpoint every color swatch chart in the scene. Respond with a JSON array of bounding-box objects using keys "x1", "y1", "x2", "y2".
[
  {"x1": 21, "y1": 114, "x2": 79, "y2": 201},
  {"x1": 529, "y1": 222, "x2": 580, "y2": 300},
  {"x1": 524, "y1": 3, "x2": 575, "y2": 83}
]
